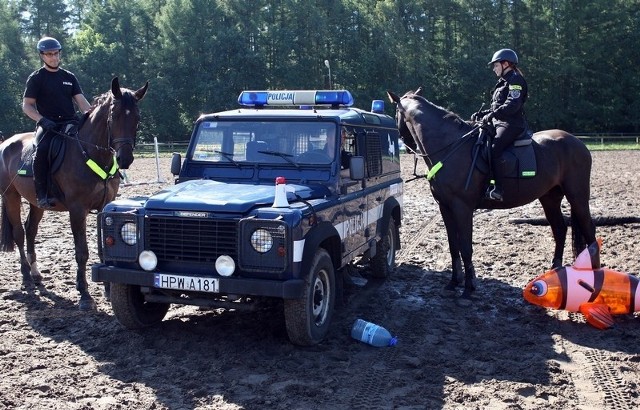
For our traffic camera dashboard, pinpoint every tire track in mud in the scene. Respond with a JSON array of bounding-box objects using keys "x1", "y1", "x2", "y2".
[
  {"x1": 396, "y1": 211, "x2": 442, "y2": 263},
  {"x1": 555, "y1": 313, "x2": 638, "y2": 409},
  {"x1": 349, "y1": 214, "x2": 439, "y2": 409},
  {"x1": 584, "y1": 350, "x2": 636, "y2": 409}
]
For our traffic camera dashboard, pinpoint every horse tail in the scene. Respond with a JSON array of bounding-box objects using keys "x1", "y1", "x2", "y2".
[
  {"x1": 570, "y1": 208, "x2": 586, "y2": 258},
  {"x1": 0, "y1": 199, "x2": 15, "y2": 252}
]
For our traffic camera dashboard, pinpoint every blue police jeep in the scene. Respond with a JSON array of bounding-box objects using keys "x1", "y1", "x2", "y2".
[{"x1": 91, "y1": 90, "x2": 403, "y2": 345}]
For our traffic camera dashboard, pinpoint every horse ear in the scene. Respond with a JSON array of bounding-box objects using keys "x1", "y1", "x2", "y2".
[
  {"x1": 415, "y1": 86, "x2": 424, "y2": 96},
  {"x1": 111, "y1": 77, "x2": 122, "y2": 99},
  {"x1": 134, "y1": 81, "x2": 149, "y2": 101},
  {"x1": 387, "y1": 91, "x2": 400, "y2": 104}
]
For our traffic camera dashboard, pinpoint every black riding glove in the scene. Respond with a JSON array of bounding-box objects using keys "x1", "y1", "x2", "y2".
[
  {"x1": 471, "y1": 110, "x2": 490, "y2": 122},
  {"x1": 37, "y1": 117, "x2": 56, "y2": 131},
  {"x1": 482, "y1": 112, "x2": 494, "y2": 124}
]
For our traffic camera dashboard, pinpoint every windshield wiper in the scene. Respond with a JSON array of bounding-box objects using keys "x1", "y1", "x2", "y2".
[
  {"x1": 214, "y1": 150, "x2": 241, "y2": 168},
  {"x1": 258, "y1": 150, "x2": 300, "y2": 169}
]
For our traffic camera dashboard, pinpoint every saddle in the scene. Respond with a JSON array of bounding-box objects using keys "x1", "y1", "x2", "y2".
[
  {"x1": 19, "y1": 125, "x2": 73, "y2": 178},
  {"x1": 472, "y1": 127, "x2": 537, "y2": 179}
]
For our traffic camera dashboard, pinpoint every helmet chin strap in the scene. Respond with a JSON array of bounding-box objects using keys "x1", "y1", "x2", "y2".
[
  {"x1": 499, "y1": 63, "x2": 513, "y2": 78},
  {"x1": 43, "y1": 61, "x2": 59, "y2": 70}
]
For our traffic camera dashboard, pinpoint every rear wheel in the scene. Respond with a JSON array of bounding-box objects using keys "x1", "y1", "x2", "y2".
[
  {"x1": 370, "y1": 218, "x2": 398, "y2": 278},
  {"x1": 284, "y1": 249, "x2": 335, "y2": 346},
  {"x1": 110, "y1": 283, "x2": 170, "y2": 329}
]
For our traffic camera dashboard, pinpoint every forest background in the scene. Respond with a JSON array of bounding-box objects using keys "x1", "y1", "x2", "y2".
[{"x1": 0, "y1": 0, "x2": 638, "y2": 143}]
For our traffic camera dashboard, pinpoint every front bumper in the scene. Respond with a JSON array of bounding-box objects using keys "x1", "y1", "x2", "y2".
[{"x1": 91, "y1": 263, "x2": 305, "y2": 299}]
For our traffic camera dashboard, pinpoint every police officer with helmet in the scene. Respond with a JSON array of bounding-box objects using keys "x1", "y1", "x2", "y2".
[
  {"x1": 22, "y1": 36, "x2": 91, "y2": 209},
  {"x1": 471, "y1": 48, "x2": 528, "y2": 202}
]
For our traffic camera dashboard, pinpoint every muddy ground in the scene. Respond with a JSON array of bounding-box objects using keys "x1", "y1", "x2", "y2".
[{"x1": 1, "y1": 150, "x2": 639, "y2": 410}]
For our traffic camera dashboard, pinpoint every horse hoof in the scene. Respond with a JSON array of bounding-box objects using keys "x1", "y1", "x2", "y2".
[
  {"x1": 444, "y1": 281, "x2": 458, "y2": 291},
  {"x1": 21, "y1": 280, "x2": 35, "y2": 291},
  {"x1": 461, "y1": 288, "x2": 475, "y2": 299},
  {"x1": 79, "y1": 298, "x2": 97, "y2": 311}
]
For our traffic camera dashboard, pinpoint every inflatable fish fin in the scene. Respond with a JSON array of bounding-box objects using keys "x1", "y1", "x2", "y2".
[
  {"x1": 579, "y1": 302, "x2": 614, "y2": 330},
  {"x1": 573, "y1": 238, "x2": 603, "y2": 270}
]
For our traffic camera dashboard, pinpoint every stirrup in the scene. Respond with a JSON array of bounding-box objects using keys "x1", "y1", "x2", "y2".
[
  {"x1": 36, "y1": 197, "x2": 55, "y2": 209},
  {"x1": 486, "y1": 186, "x2": 503, "y2": 202}
]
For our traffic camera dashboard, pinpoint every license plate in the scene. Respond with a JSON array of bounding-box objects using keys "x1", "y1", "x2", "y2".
[{"x1": 154, "y1": 273, "x2": 219, "y2": 293}]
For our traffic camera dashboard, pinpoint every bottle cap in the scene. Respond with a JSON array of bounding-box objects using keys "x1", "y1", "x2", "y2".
[{"x1": 389, "y1": 336, "x2": 398, "y2": 346}]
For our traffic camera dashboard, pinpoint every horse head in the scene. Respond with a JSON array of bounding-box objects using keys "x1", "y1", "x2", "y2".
[
  {"x1": 108, "y1": 77, "x2": 149, "y2": 169},
  {"x1": 387, "y1": 88, "x2": 425, "y2": 155},
  {"x1": 388, "y1": 87, "x2": 471, "y2": 157}
]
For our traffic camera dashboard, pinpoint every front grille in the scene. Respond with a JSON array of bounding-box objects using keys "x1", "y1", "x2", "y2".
[{"x1": 146, "y1": 216, "x2": 237, "y2": 263}]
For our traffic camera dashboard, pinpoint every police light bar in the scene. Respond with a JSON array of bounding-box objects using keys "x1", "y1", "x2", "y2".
[{"x1": 238, "y1": 90, "x2": 354, "y2": 107}]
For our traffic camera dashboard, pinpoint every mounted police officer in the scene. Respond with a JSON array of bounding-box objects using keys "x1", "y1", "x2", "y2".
[
  {"x1": 22, "y1": 36, "x2": 91, "y2": 209},
  {"x1": 472, "y1": 48, "x2": 528, "y2": 202}
]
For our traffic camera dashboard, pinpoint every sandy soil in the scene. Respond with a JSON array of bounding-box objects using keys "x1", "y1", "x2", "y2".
[{"x1": 1, "y1": 150, "x2": 639, "y2": 410}]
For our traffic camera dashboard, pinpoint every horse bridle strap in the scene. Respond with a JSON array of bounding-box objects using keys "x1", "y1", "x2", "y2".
[
  {"x1": 425, "y1": 126, "x2": 479, "y2": 181},
  {"x1": 85, "y1": 156, "x2": 118, "y2": 180}
]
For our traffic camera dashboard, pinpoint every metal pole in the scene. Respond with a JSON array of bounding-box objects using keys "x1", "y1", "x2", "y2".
[{"x1": 324, "y1": 60, "x2": 332, "y2": 89}]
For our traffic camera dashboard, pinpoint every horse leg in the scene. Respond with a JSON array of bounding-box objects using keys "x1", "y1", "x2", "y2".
[
  {"x1": 439, "y1": 205, "x2": 464, "y2": 290},
  {"x1": 455, "y1": 208, "x2": 476, "y2": 299},
  {"x1": 68, "y1": 210, "x2": 96, "y2": 310},
  {"x1": 564, "y1": 188, "x2": 596, "y2": 258},
  {"x1": 1, "y1": 194, "x2": 32, "y2": 286},
  {"x1": 24, "y1": 204, "x2": 45, "y2": 284},
  {"x1": 539, "y1": 188, "x2": 567, "y2": 269}
]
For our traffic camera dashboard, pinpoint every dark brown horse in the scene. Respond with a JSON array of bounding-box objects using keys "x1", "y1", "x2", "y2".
[
  {"x1": 388, "y1": 88, "x2": 596, "y2": 298},
  {"x1": 0, "y1": 77, "x2": 148, "y2": 310}
]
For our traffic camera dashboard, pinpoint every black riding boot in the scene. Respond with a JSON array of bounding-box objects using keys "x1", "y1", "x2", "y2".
[
  {"x1": 33, "y1": 148, "x2": 55, "y2": 209},
  {"x1": 487, "y1": 158, "x2": 505, "y2": 201}
]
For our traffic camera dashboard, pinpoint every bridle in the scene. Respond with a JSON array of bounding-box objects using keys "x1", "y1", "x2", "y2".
[
  {"x1": 395, "y1": 94, "x2": 479, "y2": 180},
  {"x1": 76, "y1": 92, "x2": 138, "y2": 180},
  {"x1": 106, "y1": 94, "x2": 138, "y2": 153}
]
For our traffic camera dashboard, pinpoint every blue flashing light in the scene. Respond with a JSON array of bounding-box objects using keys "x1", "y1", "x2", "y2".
[
  {"x1": 238, "y1": 91, "x2": 269, "y2": 106},
  {"x1": 371, "y1": 99, "x2": 385, "y2": 113},
  {"x1": 237, "y1": 90, "x2": 354, "y2": 107},
  {"x1": 314, "y1": 90, "x2": 354, "y2": 106}
]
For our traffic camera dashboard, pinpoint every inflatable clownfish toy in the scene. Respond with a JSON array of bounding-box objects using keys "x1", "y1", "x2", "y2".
[{"x1": 523, "y1": 239, "x2": 640, "y2": 329}]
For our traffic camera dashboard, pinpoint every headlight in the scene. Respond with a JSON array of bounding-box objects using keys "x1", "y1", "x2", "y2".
[
  {"x1": 250, "y1": 228, "x2": 273, "y2": 253},
  {"x1": 121, "y1": 222, "x2": 137, "y2": 245}
]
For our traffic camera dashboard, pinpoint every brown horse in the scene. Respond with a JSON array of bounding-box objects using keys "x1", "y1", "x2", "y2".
[
  {"x1": 0, "y1": 77, "x2": 148, "y2": 310},
  {"x1": 388, "y1": 88, "x2": 596, "y2": 299}
]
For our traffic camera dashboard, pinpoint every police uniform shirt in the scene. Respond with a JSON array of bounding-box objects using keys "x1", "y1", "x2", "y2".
[
  {"x1": 24, "y1": 67, "x2": 84, "y2": 122},
  {"x1": 490, "y1": 70, "x2": 528, "y2": 127}
]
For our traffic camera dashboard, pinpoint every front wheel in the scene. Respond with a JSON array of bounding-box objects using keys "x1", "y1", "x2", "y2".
[
  {"x1": 110, "y1": 283, "x2": 170, "y2": 329},
  {"x1": 284, "y1": 249, "x2": 335, "y2": 346},
  {"x1": 370, "y1": 218, "x2": 398, "y2": 278}
]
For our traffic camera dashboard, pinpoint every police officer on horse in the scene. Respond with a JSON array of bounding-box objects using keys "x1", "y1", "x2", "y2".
[
  {"x1": 22, "y1": 36, "x2": 91, "y2": 209},
  {"x1": 472, "y1": 48, "x2": 528, "y2": 202}
]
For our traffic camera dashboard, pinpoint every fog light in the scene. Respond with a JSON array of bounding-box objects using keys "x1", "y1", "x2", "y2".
[
  {"x1": 105, "y1": 236, "x2": 115, "y2": 246},
  {"x1": 139, "y1": 250, "x2": 157, "y2": 271},
  {"x1": 215, "y1": 255, "x2": 235, "y2": 277}
]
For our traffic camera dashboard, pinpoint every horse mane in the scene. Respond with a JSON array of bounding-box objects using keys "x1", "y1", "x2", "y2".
[
  {"x1": 404, "y1": 92, "x2": 468, "y2": 130},
  {"x1": 83, "y1": 87, "x2": 138, "y2": 129}
]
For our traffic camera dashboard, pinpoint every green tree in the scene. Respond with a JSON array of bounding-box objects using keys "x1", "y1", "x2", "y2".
[
  {"x1": 0, "y1": 2, "x2": 35, "y2": 135},
  {"x1": 18, "y1": 0, "x2": 70, "y2": 40}
]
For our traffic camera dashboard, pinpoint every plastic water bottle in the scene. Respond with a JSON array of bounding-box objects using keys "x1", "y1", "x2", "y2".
[{"x1": 351, "y1": 319, "x2": 397, "y2": 347}]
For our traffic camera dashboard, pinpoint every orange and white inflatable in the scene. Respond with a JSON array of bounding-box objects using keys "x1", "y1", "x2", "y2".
[{"x1": 523, "y1": 239, "x2": 640, "y2": 329}]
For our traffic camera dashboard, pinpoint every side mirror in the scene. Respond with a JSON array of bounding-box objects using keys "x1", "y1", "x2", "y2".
[
  {"x1": 170, "y1": 152, "x2": 182, "y2": 176},
  {"x1": 349, "y1": 156, "x2": 365, "y2": 180}
]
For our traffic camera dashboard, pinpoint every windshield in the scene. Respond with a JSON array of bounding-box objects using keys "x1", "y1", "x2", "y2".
[{"x1": 191, "y1": 120, "x2": 338, "y2": 165}]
